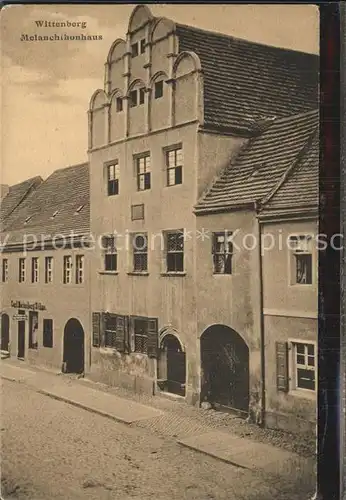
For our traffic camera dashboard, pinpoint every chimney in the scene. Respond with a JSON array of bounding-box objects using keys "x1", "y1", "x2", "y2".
[{"x1": 0, "y1": 184, "x2": 9, "y2": 200}]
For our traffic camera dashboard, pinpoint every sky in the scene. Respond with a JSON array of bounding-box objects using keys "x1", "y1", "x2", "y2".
[{"x1": 1, "y1": 4, "x2": 319, "y2": 186}]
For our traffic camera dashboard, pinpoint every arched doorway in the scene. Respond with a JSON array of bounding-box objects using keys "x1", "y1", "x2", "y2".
[
  {"x1": 157, "y1": 333, "x2": 186, "y2": 397},
  {"x1": 200, "y1": 324, "x2": 249, "y2": 416},
  {"x1": 1, "y1": 314, "x2": 10, "y2": 351},
  {"x1": 63, "y1": 318, "x2": 84, "y2": 374}
]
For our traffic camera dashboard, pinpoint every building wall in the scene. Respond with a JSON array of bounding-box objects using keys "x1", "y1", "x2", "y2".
[
  {"x1": 0, "y1": 247, "x2": 91, "y2": 372},
  {"x1": 261, "y1": 219, "x2": 318, "y2": 433},
  {"x1": 195, "y1": 209, "x2": 263, "y2": 417}
]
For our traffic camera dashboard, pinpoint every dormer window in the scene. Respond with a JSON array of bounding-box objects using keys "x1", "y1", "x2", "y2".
[
  {"x1": 116, "y1": 97, "x2": 123, "y2": 112},
  {"x1": 140, "y1": 39, "x2": 146, "y2": 54},
  {"x1": 24, "y1": 215, "x2": 32, "y2": 225},
  {"x1": 154, "y1": 81, "x2": 163, "y2": 99},
  {"x1": 74, "y1": 205, "x2": 84, "y2": 214},
  {"x1": 50, "y1": 210, "x2": 59, "y2": 219},
  {"x1": 131, "y1": 42, "x2": 139, "y2": 58}
]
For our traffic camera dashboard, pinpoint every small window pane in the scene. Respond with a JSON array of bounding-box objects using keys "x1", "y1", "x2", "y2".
[
  {"x1": 307, "y1": 356, "x2": 315, "y2": 367},
  {"x1": 307, "y1": 344, "x2": 314, "y2": 356},
  {"x1": 297, "y1": 354, "x2": 305, "y2": 365},
  {"x1": 155, "y1": 81, "x2": 163, "y2": 99},
  {"x1": 296, "y1": 343, "x2": 305, "y2": 354}
]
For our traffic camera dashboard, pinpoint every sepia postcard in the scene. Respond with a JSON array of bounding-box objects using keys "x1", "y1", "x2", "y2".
[{"x1": 0, "y1": 3, "x2": 336, "y2": 499}]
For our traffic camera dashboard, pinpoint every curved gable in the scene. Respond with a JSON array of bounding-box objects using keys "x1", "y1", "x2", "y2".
[
  {"x1": 173, "y1": 51, "x2": 201, "y2": 78},
  {"x1": 151, "y1": 17, "x2": 175, "y2": 42},
  {"x1": 128, "y1": 5, "x2": 153, "y2": 33}
]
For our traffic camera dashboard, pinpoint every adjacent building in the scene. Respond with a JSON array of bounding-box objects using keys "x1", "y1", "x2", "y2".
[{"x1": 0, "y1": 164, "x2": 91, "y2": 373}]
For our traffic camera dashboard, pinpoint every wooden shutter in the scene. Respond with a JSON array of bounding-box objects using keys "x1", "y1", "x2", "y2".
[
  {"x1": 100, "y1": 312, "x2": 106, "y2": 347},
  {"x1": 276, "y1": 341, "x2": 289, "y2": 392},
  {"x1": 92, "y1": 312, "x2": 101, "y2": 347},
  {"x1": 147, "y1": 318, "x2": 159, "y2": 358},
  {"x1": 129, "y1": 316, "x2": 135, "y2": 352},
  {"x1": 115, "y1": 315, "x2": 126, "y2": 353}
]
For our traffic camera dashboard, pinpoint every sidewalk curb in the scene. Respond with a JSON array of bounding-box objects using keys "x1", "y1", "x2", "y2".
[
  {"x1": 37, "y1": 389, "x2": 134, "y2": 425},
  {"x1": 1, "y1": 376, "x2": 17, "y2": 383},
  {"x1": 177, "y1": 440, "x2": 250, "y2": 470}
]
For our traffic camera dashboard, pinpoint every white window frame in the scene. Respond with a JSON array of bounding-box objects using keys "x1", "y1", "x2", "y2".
[
  {"x1": 63, "y1": 256, "x2": 72, "y2": 284},
  {"x1": 31, "y1": 257, "x2": 39, "y2": 283},
  {"x1": 135, "y1": 154, "x2": 151, "y2": 191},
  {"x1": 2, "y1": 259, "x2": 8, "y2": 282},
  {"x1": 45, "y1": 256, "x2": 53, "y2": 283},
  {"x1": 102, "y1": 235, "x2": 117, "y2": 272},
  {"x1": 288, "y1": 233, "x2": 315, "y2": 287},
  {"x1": 19, "y1": 258, "x2": 26, "y2": 283},
  {"x1": 75, "y1": 255, "x2": 84, "y2": 284},
  {"x1": 165, "y1": 146, "x2": 183, "y2": 187},
  {"x1": 288, "y1": 338, "x2": 317, "y2": 396}
]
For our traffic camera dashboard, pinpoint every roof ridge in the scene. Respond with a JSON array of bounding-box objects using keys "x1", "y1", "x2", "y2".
[
  {"x1": 175, "y1": 22, "x2": 319, "y2": 57},
  {"x1": 259, "y1": 126, "x2": 319, "y2": 209},
  {"x1": 8, "y1": 175, "x2": 42, "y2": 190},
  {"x1": 1, "y1": 177, "x2": 42, "y2": 221}
]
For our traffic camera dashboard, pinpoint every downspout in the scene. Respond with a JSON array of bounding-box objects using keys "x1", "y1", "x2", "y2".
[{"x1": 255, "y1": 201, "x2": 266, "y2": 427}]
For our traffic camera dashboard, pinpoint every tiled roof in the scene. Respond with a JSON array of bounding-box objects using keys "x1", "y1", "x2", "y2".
[
  {"x1": 176, "y1": 24, "x2": 318, "y2": 133},
  {"x1": 0, "y1": 176, "x2": 42, "y2": 225},
  {"x1": 2, "y1": 163, "x2": 90, "y2": 245},
  {"x1": 194, "y1": 109, "x2": 319, "y2": 214},
  {"x1": 259, "y1": 131, "x2": 319, "y2": 216}
]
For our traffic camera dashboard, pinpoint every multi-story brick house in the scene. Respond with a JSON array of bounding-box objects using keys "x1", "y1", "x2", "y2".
[
  {"x1": 0, "y1": 164, "x2": 91, "y2": 374},
  {"x1": 194, "y1": 109, "x2": 318, "y2": 429},
  {"x1": 88, "y1": 4, "x2": 318, "y2": 410}
]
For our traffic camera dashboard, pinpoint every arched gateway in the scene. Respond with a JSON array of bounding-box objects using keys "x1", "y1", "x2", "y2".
[
  {"x1": 157, "y1": 332, "x2": 186, "y2": 396},
  {"x1": 200, "y1": 324, "x2": 249, "y2": 416},
  {"x1": 63, "y1": 318, "x2": 85, "y2": 374}
]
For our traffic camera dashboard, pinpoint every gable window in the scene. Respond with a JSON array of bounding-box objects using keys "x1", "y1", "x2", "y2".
[
  {"x1": 75, "y1": 255, "x2": 84, "y2": 284},
  {"x1": 2, "y1": 259, "x2": 8, "y2": 282},
  {"x1": 45, "y1": 257, "x2": 53, "y2": 283},
  {"x1": 131, "y1": 42, "x2": 139, "y2": 58},
  {"x1": 136, "y1": 154, "x2": 151, "y2": 191},
  {"x1": 154, "y1": 80, "x2": 164, "y2": 99},
  {"x1": 166, "y1": 147, "x2": 183, "y2": 186},
  {"x1": 212, "y1": 232, "x2": 233, "y2": 274},
  {"x1": 43, "y1": 319, "x2": 53, "y2": 348},
  {"x1": 140, "y1": 38, "x2": 146, "y2": 54},
  {"x1": 63, "y1": 256, "x2": 72, "y2": 284},
  {"x1": 132, "y1": 233, "x2": 148, "y2": 272},
  {"x1": 166, "y1": 231, "x2": 184, "y2": 273},
  {"x1": 130, "y1": 89, "x2": 138, "y2": 108},
  {"x1": 103, "y1": 236, "x2": 117, "y2": 272},
  {"x1": 19, "y1": 258, "x2": 26, "y2": 283},
  {"x1": 116, "y1": 97, "x2": 123, "y2": 112},
  {"x1": 289, "y1": 235, "x2": 313, "y2": 285},
  {"x1": 31, "y1": 257, "x2": 39, "y2": 283},
  {"x1": 139, "y1": 87, "x2": 145, "y2": 105},
  {"x1": 107, "y1": 162, "x2": 120, "y2": 196},
  {"x1": 292, "y1": 341, "x2": 316, "y2": 391}
]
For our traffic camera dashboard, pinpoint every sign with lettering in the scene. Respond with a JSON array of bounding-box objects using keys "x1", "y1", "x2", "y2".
[
  {"x1": 13, "y1": 314, "x2": 28, "y2": 321},
  {"x1": 11, "y1": 300, "x2": 46, "y2": 311}
]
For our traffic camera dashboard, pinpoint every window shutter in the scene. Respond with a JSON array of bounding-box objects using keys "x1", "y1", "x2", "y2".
[
  {"x1": 92, "y1": 312, "x2": 101, "y2": 347},
  {"x1": 100, "y1": 312, "x2": 106, "y2": 347},
  {"x1": 129, "y1": 316, "x2": 135, "y2": 352},
  {"x1": 147, "y1": 318, "x2": 159, "y2": 358},
  {"x1": 115, "y1": 315, "x2": 126, "y2": 353},
  {"x1": 276, "y1": 341, "x2": 289, "y2": 392}
]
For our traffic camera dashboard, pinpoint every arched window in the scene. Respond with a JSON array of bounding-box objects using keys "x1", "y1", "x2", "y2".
[
  {"x1": 149, "y1": 72, "x2": 169, "y2": 131},
  {"x1": 109, "y1": 89, "x2": 125, "y2": 141},
  {"x1": 127, "y1": 79, "x2": 146, "y2": 136}
]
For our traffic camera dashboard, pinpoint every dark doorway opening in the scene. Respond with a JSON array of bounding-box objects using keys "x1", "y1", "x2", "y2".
[
  {"x1": 158, "y1": 334, "x2": 186, "y2": 397},
  {"x1": 17, "y1": 310, "x2": 26, "y2": 359},
  {"x1": 1, "y1": 313, "x2": 10, "y2": 351},
  {"x1": 63, "y1": 318, "x2": 84, "y2": 374},
  {"x1": 200, "y1": 324, "x2": 249, "y2": 417}
]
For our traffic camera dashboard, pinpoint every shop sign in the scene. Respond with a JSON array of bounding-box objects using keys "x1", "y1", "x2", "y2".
[
  {"x1": 13, "y1": 314, "x2": 28, "y2": 321},
  {"x1": 10, "y1": 300, "x2": 46, "y2": 311}
]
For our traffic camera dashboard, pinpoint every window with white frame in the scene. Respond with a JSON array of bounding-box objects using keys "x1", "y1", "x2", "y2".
[
  {"x1": 75, "y1": 255, "x2": 84, "y2": 284},
  {"x1": 2, "y1": 259, "x2": 8, "y2": 282},
  {"x1": 289, "y1": 235, "x2": 313, "y2": 285},
  {"x1": 107, "y1": 163, "x2": 120, "y2": 196},
  {"x1": 45, "y1": 257, "x2": 53, "y2": 283},
  {"x1": 63, "y1": 256, "x2": 72, "y2": 284},
  {"x1": 166, "y1": 147, "x2": 183, "y2": 186},
  {"x1": 132, "y1": 233, "x2": 148, "y2": 272},
  {"x1": 136, "y1": 154, "x2": 151, "y2": 191},
  {"x1": 103, "y1": 236, "x2": 117, "y2": 272},
  {"x1": 292, "y1": 341, "x2": 316, "y2": 392},
  {"x1": 165, "y1": 231, "x2": 184, "y2": 273},
  {"x1": 31, "y1": 257, "x2": 39, "y2": 283},
  {"x1": 19, "y1": 258, "x2": 26, "y2": 283},
  {"x1": 212, "y1": 232, "x2": 233, "y2": 274}
]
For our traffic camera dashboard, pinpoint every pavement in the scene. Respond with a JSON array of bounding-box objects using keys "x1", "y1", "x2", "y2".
[{"x1": 0, "y1": 358, "x2": 315, "y2": 482}]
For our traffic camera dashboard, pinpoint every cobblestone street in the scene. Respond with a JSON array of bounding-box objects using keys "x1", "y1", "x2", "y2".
[{"x1": 2, "y1": 378, "x2": 315, "y2": 500}]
